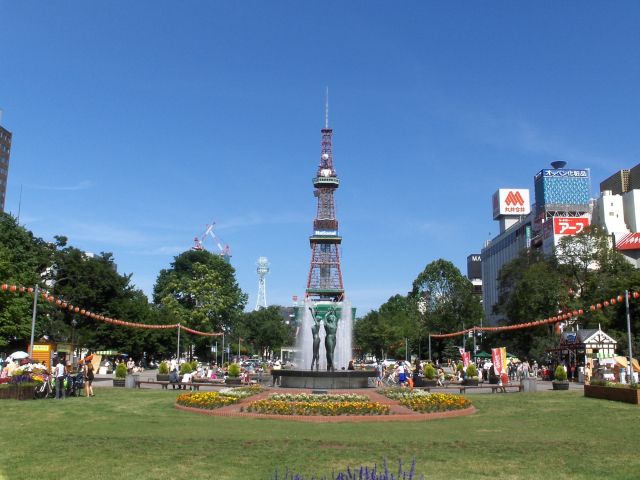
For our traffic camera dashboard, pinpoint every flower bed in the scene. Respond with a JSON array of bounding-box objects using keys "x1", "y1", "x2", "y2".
[
  {"x1": 176, "y1": 385, "x2": 263, "y2": 410},
  {"x1": 378, "y1": 389, "x2": 471, "y2": 413},
  {"x1": 245, "y1": 397, "x2": 390, "y2": 416},
  {"x1": 398, "y1": 393, "x2": 471, "y2": 413},
  {"x1": 376, "y1": 388, "x2": 431, "y2": 400},
  {"x1": 270, "y1": 393, "x2": 370, "y2": 403}
]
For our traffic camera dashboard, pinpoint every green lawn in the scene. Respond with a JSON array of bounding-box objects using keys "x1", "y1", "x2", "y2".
[{"x1": 0, "y1": 388, "x2": 638, "y2": 479}]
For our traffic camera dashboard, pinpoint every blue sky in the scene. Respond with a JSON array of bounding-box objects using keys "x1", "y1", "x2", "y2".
[{"x1": 1, "y1": 2, "x2": 639, "y2": 313}]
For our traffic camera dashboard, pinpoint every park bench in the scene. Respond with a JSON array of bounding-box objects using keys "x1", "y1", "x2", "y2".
[
  {"x1": 448, "y1": 384, "x2": 523, "y2": 394},
  {"x1": 135, "y1": 379, "x2": 170, "y2": 389},
  {"x1": 489, "y1": 384, "x2": 524, "y2": 393}
]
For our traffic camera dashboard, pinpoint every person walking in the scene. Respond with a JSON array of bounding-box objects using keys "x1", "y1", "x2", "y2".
[
  {"x1": 375, "y1": 361, "x2": 384, "y2": 387},
  {"x1": 84, "y1": 362, "x2": 95, "y2": 397},
  {"x1": 55, "y1": 359, "x2": 66, "y2": 399}
]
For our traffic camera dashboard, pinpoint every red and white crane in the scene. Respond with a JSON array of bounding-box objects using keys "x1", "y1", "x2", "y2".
[{"x1": 192, "y1": 222, "x2": 232, "y2": 262}]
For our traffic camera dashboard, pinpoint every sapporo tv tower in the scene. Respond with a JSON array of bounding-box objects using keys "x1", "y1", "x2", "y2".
[
  {"x1": 305, "y1": 94, "x2": 344, "y2": 301},
  {"x1": 292, "y1": 92, "x2": 354, "y2": 374}
]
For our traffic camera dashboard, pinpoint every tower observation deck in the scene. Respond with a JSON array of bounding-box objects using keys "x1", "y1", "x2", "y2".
[{"x1": 305, "y1": 118, "x2": 345, "y2": 301}]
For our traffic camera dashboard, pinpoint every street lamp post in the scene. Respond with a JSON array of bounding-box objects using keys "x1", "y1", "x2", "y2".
[
  {"x1": 177, "y1": 324, "x2": 181, "y2": 361},
  {"x1": 29, "y1": 285, "x2": 39, "y2": 357},
  {"x1": 71, "y1": 317, "x2": 78, "y2": 366},
  {"x1": 625, "y1": 290, "x2": 636, "y2": 384}
]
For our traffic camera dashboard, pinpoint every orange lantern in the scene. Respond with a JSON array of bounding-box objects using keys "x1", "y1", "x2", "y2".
[
  {"x1": 1, "y1": 284, "x2": 7, "y2": 291},
  {"x1": 596, "y1": 303, "x2": 602, "y2": 309},
  {"x1": 27, "y1": 287, "x2": 33, "y2": 293},
  {"x1": 19, "y1": 287, "x2": 25, "y2": 293},
  {"x1": 9, "y1": 285, "x2": 16, "y2": 292},
  {"x1": 603, "y1": 301, "x2": 609, "y2": 308},
  {"x1": 617, "y1": 295, "x2": 624, "y2": 302},
  {"x1": 74, "y1": 307, "x2": 80, "y2": 313}
]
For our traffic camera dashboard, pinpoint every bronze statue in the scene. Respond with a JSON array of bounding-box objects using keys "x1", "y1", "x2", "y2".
[
  {"x1": 308, "y1": 307, "x2": 321, "y2": 371},
  {"x1": 323, "y1": 306, "x2": 338, "y2": 371}
]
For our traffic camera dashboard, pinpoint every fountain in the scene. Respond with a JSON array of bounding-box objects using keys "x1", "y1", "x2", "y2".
[{"x1": 273, "y1": 299, "x2": 375, "y2": 389}]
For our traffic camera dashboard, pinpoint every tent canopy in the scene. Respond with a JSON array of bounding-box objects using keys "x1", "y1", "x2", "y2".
[
  {"x1": 475, "y1": 351, "x2": 491, "y2": 358},
  {"x1": 613, "y1": 356, "x2": 640, "y2": 373}
]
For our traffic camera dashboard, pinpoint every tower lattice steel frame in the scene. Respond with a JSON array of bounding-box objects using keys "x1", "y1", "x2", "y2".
[
  {"x1": 305, "y1": 111, "x2": 344, "y2": 301},
  {"x1": 255, "y1": 256, "x2": 270, "y2": 310}
]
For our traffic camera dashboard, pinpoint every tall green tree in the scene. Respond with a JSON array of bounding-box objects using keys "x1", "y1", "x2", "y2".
[
  {"x1": 411, "y1": 259, "x2": 483, "y2": 334},
  {"x1": 239, "y1": 306, "x2": 293, "y2": 358},
  {"x1": 153, "y1": 250, "x2": 247, "y2": 354},
  {"x1": 494, "y1": 250, "x2": 569, "y2": 356},
  {"x1": 354, "y1": 295, "x2": 420, "y2": 360},
  {"x1": 0, "y1": 214, "x2": 54, "y2": 349},
  {"x1": 48, "y1": 240, "x2": 158, "y2": 356}
]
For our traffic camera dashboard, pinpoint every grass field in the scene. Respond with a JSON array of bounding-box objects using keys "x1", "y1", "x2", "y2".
[{"x1": 0, "y1": 388, "x2": 638, "y2": 480}]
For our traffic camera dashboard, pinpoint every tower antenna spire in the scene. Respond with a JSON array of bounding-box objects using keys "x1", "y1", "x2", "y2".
[{"x1": 325, "y1": 87, "x2": 329, "y2": 129}]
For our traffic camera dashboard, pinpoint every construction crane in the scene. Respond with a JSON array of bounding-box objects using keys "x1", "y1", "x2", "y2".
[{"x1": 192, "y1": 222, "x2": 232, "y2": 263}]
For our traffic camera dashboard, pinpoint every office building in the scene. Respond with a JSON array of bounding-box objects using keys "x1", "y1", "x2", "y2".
[{"x1": 0, "y1": 122, "x2": 11, "y2": 212}]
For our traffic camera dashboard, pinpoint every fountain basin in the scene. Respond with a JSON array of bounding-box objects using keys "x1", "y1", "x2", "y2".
[{"x1": 273, "y1": 370, "x2": 376, "y2": 389}]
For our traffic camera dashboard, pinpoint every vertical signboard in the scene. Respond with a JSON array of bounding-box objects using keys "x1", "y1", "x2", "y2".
[
  {"x1": 491, "y1": 347, "x2": 507, "y2": 376},
  {"x1": 462, "y1": 351, "x2": 471, "y2": 368}
]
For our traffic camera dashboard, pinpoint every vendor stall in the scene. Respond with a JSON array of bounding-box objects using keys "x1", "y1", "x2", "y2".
[{"x1": 546, "y1": 327, "x2": 617, "y2": 383}]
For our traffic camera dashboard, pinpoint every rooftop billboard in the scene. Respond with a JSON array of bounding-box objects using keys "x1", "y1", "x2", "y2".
[{"x1": 492, "y1": 189, "x2": 531, "y2": 220}]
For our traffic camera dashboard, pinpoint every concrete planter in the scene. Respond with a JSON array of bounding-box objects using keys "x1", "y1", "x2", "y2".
[
  {"x1": 113, "y1": 379, "x2": 126, "y2": 387},
  {"x1": 584, "y1": 385, "x2": 640, "y2": 405},
  {"x1": 156, "y1": 374, "x2": 170, "y2": 382},
  {"x1": 0, "y1": 384, "x2": 35, "y2": 400},
  {"x1": 225, "y1": 377, "x2": 242, "y2": 386},
  {"x1": 416, "y1": 378, "x2": 437, "y2": 387},
  {"x1": 552, "y1": 381, "x2": 570, "y2": 390},
  {"x1": 462, "y1": 378, "x2": 479, "y2": 386}
]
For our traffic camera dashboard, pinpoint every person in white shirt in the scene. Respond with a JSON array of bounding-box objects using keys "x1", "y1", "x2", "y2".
[
  {"x1": 55, "y1": 359, "x2": 66, "y2": 399},
  {"x1": 181, "y1": 371, "x2": 192, "y2": 390}
]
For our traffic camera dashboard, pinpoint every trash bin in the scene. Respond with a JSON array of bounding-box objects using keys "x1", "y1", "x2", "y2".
[
  {"x1": 125, "y1": 374, "x2": 138, "y2": 388},
  {"x1": 521, "y1": 378, "x2": 537, "y2": 392}
]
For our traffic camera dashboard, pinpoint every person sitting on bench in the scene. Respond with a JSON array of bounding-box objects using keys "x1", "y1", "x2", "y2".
[{"x1": 169, "y1": 368, "x2": 180, "y2": 390}]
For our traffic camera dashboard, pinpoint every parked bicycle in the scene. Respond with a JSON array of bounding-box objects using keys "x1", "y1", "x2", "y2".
[{"x1": 34, "y1": 375, "x2": 56, "y2": 399}]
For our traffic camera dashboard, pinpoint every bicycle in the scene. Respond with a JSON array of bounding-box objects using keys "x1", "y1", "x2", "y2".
[
  {"x1": 34, "y1": 375, "x2": 56, "y2": 399},
  {"x1": 381, "y1": 371, "x2": 398, "y2": 387}
]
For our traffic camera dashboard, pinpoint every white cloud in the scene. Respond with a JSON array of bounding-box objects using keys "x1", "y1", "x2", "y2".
[
  {"x1": 138, "y1": 246, "x2": 186, "y2": 256},
  {"x1": 26, "y1": 180, "x2": 92, "y2": 191},
  {"x1": 442, "y1": 108, "x2": 612, "y2": 170},
  {"x1": 65, "y1": 221, "x2": 148, "y2": 247},
  {"x1": 217, "y1": 212, "x2": 307, "y2": 231}
]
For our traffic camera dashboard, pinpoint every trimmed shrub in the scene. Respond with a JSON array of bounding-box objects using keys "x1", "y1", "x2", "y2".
[
  {"x1": 554, "y1": 366, "x2": 568, "y2": 382},
  {"x1": 158, "y1": 361, "x2": 169, "y2": 374},
  {"x1": 423, "y1": 364, "x2": 436, "y2": 380},
  {"x1": 115, "y1": 363, "x2": 127, "y2": 379},
  {"x1": 180, "y1": 362, "x2": 193, "y2": 375},
  {"x1": 227, "y1": 363, "x2": 241, "y2": 378}
]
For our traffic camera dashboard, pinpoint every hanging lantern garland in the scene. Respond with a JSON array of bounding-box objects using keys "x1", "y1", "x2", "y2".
[
  {"x1": 0, "y1": 282, "x2": 223, "y2": 337},
  {"x1": 428, "y1": 290, "x2": 637, "y2": 339},
  {"x1": 2, "y1": 282, "x2": 633, "y2": 339}
]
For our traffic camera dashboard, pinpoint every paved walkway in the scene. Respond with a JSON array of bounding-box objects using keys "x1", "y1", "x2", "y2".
[{"x1": 93, "y1": 369, "x2": 585, "y2": 393}]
